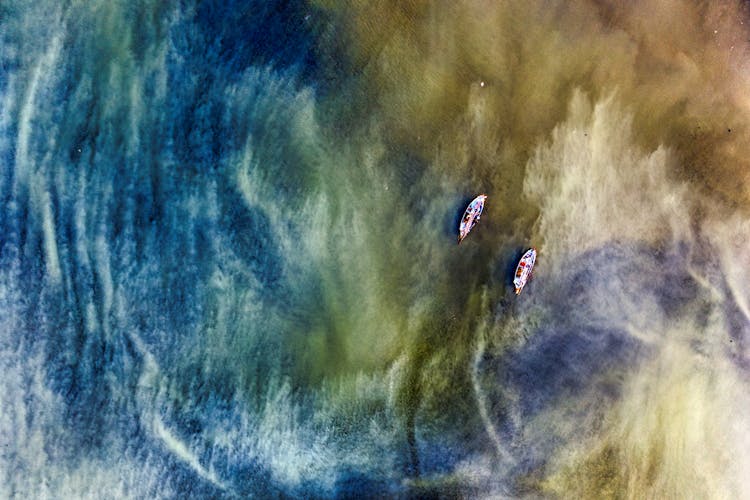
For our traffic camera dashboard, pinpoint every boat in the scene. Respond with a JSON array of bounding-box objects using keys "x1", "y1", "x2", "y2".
[
  {"x1": 513, "y1": 248, "x2": 536, "y2": 295},
  {"x1": 457, "y1": 194, "x2": 487, "y2": 244}
]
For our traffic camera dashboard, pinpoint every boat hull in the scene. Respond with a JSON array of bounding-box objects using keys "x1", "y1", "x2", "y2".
[
  {"x1": 457, "y1": 194, "x2": 487, "y2": 244},
  {"x1": 513, "y1": 248, "x2": 536, "y2": 295}
]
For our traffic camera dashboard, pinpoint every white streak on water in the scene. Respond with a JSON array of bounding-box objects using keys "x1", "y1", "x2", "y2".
[
  {"x1": 471, "y1": 334, "x2": 511, "y2": 463},
  {"x1": 13, "y1": 58, "x2": 41, "y2": 198},
  {"x1": 152, "y1": 416, "x2": 225, "y2": 490},
  {"x1": 95, "y1": 223, "x2": 113, "y2": 335},
  {"x1": 39, "y1": 181, "x2": 61, "y2": 283},
  {"x1": 15, "y1": 34, "x2": 64, "y2": 283},
  {"x1": 711, "y1": 215, "x2": 750, "y2": 324},
  {"x1": 471, "y1": 307, "x2": 512, "y2": 465},
  {"x1": 130, "y1": 331, "x2": 227, "y2": 491},
  {"x1": 0, "y1": 81, "x2": 13, "y2": 203},
  {"x1": 387, "y1": 355, "x2": 407, "y2": 412}
]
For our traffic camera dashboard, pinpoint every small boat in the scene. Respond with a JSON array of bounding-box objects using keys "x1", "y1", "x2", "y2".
[
  {"x1": 514, "y1": 248, "x2": 536, "y2": 295},
  {"x1": 458, "y1": 194, "x2": 487, "y2": 244}
]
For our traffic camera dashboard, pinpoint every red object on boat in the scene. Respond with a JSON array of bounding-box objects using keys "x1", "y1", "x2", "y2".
[{"x1": 514, "y1": 248, "x2": 537, "y2": 295}]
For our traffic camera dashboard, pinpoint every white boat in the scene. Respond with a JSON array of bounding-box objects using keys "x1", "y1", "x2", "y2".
[
  {"x1": 457, "y1": 194, "x2": 487, "y2": 244},
  {"x1": 514, "y1": 248, "x2": 536, "y2": 295}
]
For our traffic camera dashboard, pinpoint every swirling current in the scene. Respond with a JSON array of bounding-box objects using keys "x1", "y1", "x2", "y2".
[{"x1": 2, "y1": 1, "x2": 750, "y2": 498}]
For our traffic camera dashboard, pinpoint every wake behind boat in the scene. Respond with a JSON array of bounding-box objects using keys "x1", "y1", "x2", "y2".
[
  {"x1": 514, "y1": 248, "x2": 536, "y2": 295},
  {"x1": 458, "y1": 194, "x2": 487, "y2": 244}
]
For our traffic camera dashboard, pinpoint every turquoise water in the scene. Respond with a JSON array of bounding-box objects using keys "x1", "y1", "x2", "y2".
[{"x1": 3, "y1": 1, "x2": 750, "y2": 497}]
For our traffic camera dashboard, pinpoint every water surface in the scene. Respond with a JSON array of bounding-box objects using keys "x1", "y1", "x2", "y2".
[{"x1": 2, "y1": 1, "x2": 750, "y2": 497}]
